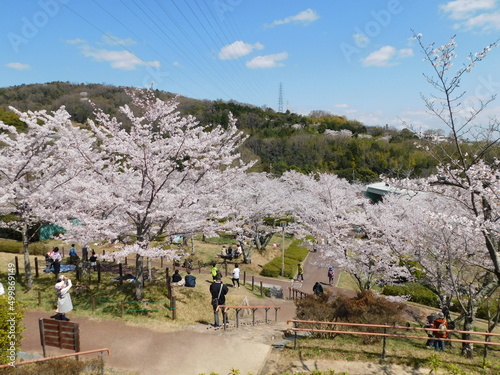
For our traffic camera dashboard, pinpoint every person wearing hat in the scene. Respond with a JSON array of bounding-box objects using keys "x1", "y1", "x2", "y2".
[
  {"x1": 327, "y1": 267, "x2": 334, "y2": 285},
  {"x1": 209, "y1": 274, "x2": 228, "y2": 327},
  {"x1": 432, "y1": 311, "x2": 449, "y2": 351},
  {"x1": 54, "y1": 275, "x2": 73, "y2": 321}
]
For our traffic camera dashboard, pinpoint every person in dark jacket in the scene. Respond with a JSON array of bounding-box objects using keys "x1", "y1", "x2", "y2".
[
  {"x1": 313, "y1": 282, "x2": 324, "y2": 295},
  {"x1": 209, "y1": 274, "x2": 228, "y2": 327},
  {"x1": 184, "y1": 270, "x2": 196, "y2": 287}
]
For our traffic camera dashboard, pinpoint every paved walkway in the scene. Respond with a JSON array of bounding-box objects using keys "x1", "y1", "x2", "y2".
[{"x1": 18, "y1": 250, "x2": 354, "y2": 375}]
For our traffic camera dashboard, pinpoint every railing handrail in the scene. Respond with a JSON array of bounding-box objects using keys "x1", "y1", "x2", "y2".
[
  {"x1": 286, "y1": 327, "x2": 500, "y2": 347},
  {"x1": 0, "y1": 348, "x2": 110, "y2": 369},
  {"x1": 287, "y1": 319, "x2": 500, "y2": 337},
  {"x1": 217, "y1": 305, "x2": 282, "y2": 312}
]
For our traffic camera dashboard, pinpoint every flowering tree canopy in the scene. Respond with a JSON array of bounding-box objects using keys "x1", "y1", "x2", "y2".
[
  {"x1": 0, "y1": 107, "x2": 94, "y2": 288},
  {"x1": 62, "y1": 90, "x2": 252, "y2": 299}
]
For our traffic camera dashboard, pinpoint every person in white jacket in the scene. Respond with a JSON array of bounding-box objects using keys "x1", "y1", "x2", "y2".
[{"x1": 55, "y1": 275, "x2": 73, "y2": 321}]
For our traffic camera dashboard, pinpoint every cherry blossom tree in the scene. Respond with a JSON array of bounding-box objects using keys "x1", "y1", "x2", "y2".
[
  {"x1": 388, "y1": 34, "x2": 500, "y2": 357},
  {"x1": 0, "y1": 107, "x2": 95, "y2": 289},
  {"x1": 279, "y1": 171, "x2": 383, "y2": 287},
  {"x1": 62, "y1": 89, "x2": 251, "y2": 300},
  {"x1": 221, "y1": 172, "x2": 293, "y2": 263}
]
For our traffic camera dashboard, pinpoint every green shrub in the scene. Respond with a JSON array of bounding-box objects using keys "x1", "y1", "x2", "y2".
[
  {"x1": 383, "y1": 282, "x2": 439, "y2": 308},
  {"x1": 260, "y1": 239, "x2": 309, "y2": 278},
  {"x1": 0, "y1": 288, "x2": 25, "y2": 365},
  {"x1": 0, "y1": 240, "x2": 22, "y2": 254}
]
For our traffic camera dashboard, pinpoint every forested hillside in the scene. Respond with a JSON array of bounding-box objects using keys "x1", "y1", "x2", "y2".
[{"x1": 0, "y1": 81, "x2": 452, "y2": 182}]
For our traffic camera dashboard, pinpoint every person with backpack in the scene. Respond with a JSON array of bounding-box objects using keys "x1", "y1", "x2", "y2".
[
  {"x1": 209, "y1": 274, "x2": 228, "y2": 327},
  {"x1": 432, "y1": 312, "x2": 449, "y2": 351},
  {"x1": 327, "y1": 267, "x2": 334, "y2": 285}
]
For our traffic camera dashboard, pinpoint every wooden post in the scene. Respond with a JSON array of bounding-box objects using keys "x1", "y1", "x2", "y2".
[
  {"x1": 381, "y1": 326, "x2": 387, "y2": 359},
  {"x1": 224, "y1": 262, "x2": 228, "y2": 277},
  {"x1": 243, "y1": 271, "x2": 246, "y2": 285},
  {"x1": 15, "y1": 256, "x2": 19, "y2": 277},
  {"x1": 165, "y1": 267, "x2": 170, "y2": 289},
  {"x1": 171, "y1": 297, "x2": 176, "y2": 320},
  {"x1": 124, "y1": 256, "x2": 127, "y2": 266},
  {"x1": 119, "y1": 263, "x2": 123, "y2": 286},
  {"x1": 251, "y1": 276, "x2": 254, "y2": 291},
  {"x1": 38, "y1": 291, "x2": 41, "y2": 306},
  {"x1": 102, "y1": 250, "x2": 105, "y2": 256},
  {"x1": 35, "y1": 257, "x2": 39, "y2": 277},
  {"x1": 97, "y1": 262, "x2": 101, "y2": 283},
  {"x1": 121, "y1": 301, "x2": 125, "y2": 317},
  {"x1": 260, "y1": 281, "x2": 263, "y2": 296},
  {"x1": 160, "y1": 256, "x2": 163, "y2": 268},
  {"x1": 92, "y1": 297, "x2": 96, "y2": 313}
]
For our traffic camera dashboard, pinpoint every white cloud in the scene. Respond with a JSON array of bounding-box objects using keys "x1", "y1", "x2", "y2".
[
  {"x1": 246, "y1": 52, "x2": 288, "y2": 69},
  {"x1": 441, "y1": 0, "x2": 500, "y2": 30},
  {"x1": 101, "y1": 34, "x2": 137, "y2": 47},
  {"x1": 80, "y1": 45, "x2": 160, "y2": 70},
  {"x1": 362, "y1": 46, "x2": 413, "y2": 67},
  {"x1": 460, "y1": 11, "x2": 500, "y2": 30},
  {"x1": 66, "y1": 38, "x2": 86, "y2": 45},
  {"x1": 440, "y1": 0, "x2": 497, "y2": 19},
  {"x1": 268, "y1": 9, "x2": 319, "y2": 27},
  {"x1": 219, "y1": 41, "x2": 264, "y2": 60},
  {"x1": 6, "y1": 62, "x2": 30, "y2": 70},
  {"x1": 334, "y1": 103, "x2": 349, "y2": 108}
]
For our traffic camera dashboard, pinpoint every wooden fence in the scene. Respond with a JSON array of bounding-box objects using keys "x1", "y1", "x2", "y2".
[{"x1": 287, "y1": 319, "x2": 500, "y2": 357}]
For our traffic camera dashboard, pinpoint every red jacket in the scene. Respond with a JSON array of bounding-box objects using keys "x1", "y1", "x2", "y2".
[{"x1": 433, "y1": 318, "x2": 449, "y2": 338}]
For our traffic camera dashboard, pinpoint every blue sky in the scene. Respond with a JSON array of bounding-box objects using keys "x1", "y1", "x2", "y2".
[{"x1": 2, "y1": 0, "x2": 500, "y2": 131}]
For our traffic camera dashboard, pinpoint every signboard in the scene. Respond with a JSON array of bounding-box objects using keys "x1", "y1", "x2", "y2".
[{"x1": 39, "y1": 318, "x2": 80, "y2": 357}]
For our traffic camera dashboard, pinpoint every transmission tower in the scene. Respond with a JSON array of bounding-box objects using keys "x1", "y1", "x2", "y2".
[{"x1": 278, "y1": 82, "x2": 284, "y2": 113}]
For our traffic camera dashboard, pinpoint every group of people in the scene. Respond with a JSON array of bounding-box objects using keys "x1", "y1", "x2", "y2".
[
  {"x1": 425, "y1": 312, "x2": 450, "y2": 351},
  {"x1": 219, "y1": 244, "x2": 243, "y2": 260},
  {"x1": 45, "y1": 245, "x2": 98, "y2": 274},
  {"x1": 170, "y1": 269, "x2": 196, "y2": 287},
  {"x1": 208, "y1": 263, "x2": 242, "y2": 327}
]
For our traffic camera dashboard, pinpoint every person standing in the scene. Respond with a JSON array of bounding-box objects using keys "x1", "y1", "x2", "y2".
[
  {"x1": 210, "y1": 274, "x2": 228, "y2": 327},
  {"x1": 55, "y1": 275, "x2": 73, "y2": 321},
  {"x1": 211, "y1": 264, "x2": 219, "y2": 281},
  {"x1": 51, "y1": 247, "x2": 62, "y2": 277},
  {"x1": 432, "y1": 312, "x2": 449, "y2": 351},
  {"x1": 297, "y1": 263, "x2": 304, "y2": 281},
  {"x1": 327, "y1": 267, "x2": 334, "y2": 285},
  {"x1": 69, "y1": 244, "x2": 78, "y2": 265},
  {"x1": 89, "y1": 250, "x2": 97, "y2": 271},
  {"x1": 232, "y1": 264, "x2": 240, "y2": 288}
]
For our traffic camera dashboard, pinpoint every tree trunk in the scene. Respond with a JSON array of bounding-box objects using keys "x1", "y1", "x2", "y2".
[
  {"x1": 461, "y1": 314, "x2": 474, "y2": 358},
  {"x1": 22, "y1": 222, "x2": 33, "y2": 290},
  {"x1": 147, "y1": 257, "x2": 152, "y2": 282},
  {"x1": 135, "y1": 254, "x2": 144, "y2": 300}
]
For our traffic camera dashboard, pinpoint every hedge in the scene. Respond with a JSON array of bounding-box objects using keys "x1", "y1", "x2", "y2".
[
  {"x1": 260, "y1": 239, "x2": 309, "y2": 278},
  {"x1": 383, "y1": 282, "x2": 439, "y2": 308}
]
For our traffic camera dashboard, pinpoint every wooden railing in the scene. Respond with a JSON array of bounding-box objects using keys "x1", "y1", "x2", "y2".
[
  {"x1": 288, "y1": 287, "x2": 310, "y2": 300},
  {"x1": 216, "y1": 305, "x2": 281, "y2": 330},
  {"x1": 287, "y1": 319, "x2": 500, "y2": 356}
]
